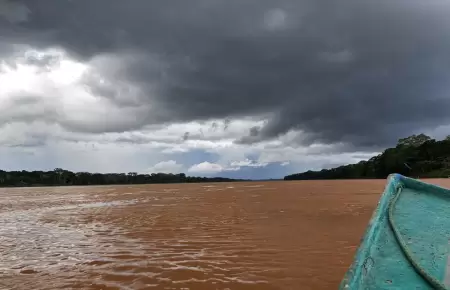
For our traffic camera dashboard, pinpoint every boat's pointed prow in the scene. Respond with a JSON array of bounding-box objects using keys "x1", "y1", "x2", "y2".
[{"x1": 340, "y1": 174, "x2": 450, "y2": 289}]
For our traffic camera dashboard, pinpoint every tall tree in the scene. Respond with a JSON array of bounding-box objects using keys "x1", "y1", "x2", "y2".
[{"x1": 397, "y1": 134, "x2": 432, "y2": 147}]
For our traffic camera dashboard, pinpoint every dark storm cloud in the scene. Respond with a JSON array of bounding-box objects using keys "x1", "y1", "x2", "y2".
[{"x1": 3, "y1": 0, "x2": 450, "y2": 148}]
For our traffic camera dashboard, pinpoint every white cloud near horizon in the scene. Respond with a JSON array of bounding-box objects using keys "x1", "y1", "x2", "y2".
[
  {"x1": 147, "y1": 160, "x2": 183, "y2": 174},
  {"x1": 188, "y1": 162, "x2": 226, "y2": 174}
]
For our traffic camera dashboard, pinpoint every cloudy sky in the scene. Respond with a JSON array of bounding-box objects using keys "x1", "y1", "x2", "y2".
[{"x1": 1, "y1": 0, "x2": 450, "y2": 179}]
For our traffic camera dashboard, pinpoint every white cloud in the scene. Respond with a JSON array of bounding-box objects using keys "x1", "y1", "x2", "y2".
[
  {"x1": 188, "y1": 158, "x2": 269, "y2": 175},
  {"x1": 0, "y1": 47, "x2": 153, "y2": 134},
  {"x1": 0, "y1": 113, "x2": 379, "y2": 175},
  {"x1": 147, "y1": 160, "x2": 183, "y2": 174},
  {"x1": 188, "y1": 162, "x2": 224, "y2": 174}
]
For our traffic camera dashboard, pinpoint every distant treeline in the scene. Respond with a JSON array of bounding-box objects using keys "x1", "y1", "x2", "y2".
[
  {"x1": 0, "y1": 169, "x2": 243, "y2": 187},
  {"x1": 285, "y1": 134, "x2": 450, "y2": 180}
]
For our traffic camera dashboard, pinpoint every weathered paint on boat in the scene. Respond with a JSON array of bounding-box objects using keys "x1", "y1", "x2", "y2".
[{"x1": 340, "y1": 174, "x2": 450, "y2": 289}]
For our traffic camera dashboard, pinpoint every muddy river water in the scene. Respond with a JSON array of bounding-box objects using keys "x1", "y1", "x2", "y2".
[{"x1": 2, "y1": 180, "x2": 449, "y2": 290}]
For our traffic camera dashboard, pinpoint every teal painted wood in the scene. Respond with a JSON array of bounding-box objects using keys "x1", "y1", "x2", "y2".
[{"x1": 340, "y1": 174, "x2": 450, "y2": 289}]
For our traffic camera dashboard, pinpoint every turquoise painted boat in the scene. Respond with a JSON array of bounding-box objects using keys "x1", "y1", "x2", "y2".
[{"x1": 340, "y1": 174, "x2": 450, "y2": 290}]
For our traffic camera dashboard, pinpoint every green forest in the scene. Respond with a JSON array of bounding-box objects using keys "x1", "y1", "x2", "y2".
[
  {"x1": 284, "y1": 134, "x2": 450, "y2": 180},
  {"x1": 0, "y1": 169, "x2": 242, "y2": 187}
]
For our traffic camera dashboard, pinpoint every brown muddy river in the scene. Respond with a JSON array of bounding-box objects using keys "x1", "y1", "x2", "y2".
[{"x1": 2, "y1": 179, "x2": 450, "y2": 290}]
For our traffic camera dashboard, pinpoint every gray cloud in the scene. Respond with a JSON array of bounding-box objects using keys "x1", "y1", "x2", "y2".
[
  {"x1": 237, "y1": 126, "x2": 262, "y2": 144},
  {"x1": 3, "y1": 0, "x2": 450, "y2": 149}
]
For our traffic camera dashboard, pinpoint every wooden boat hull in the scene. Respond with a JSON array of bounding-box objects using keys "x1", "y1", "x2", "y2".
[{"x1": 340, "y1": 174, "x2": 450, "y2": 289}]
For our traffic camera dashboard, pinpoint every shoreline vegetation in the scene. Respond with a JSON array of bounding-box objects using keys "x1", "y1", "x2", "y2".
[
  {"x1": 284, "y1": 134, "x2": 450, "y2": 180},
  {"x1": 2, "y1": 134, "x2": 449, "y2": 187},
  {"x1": 0, "y1": 170, "x2": 245, "y2": 187}
]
